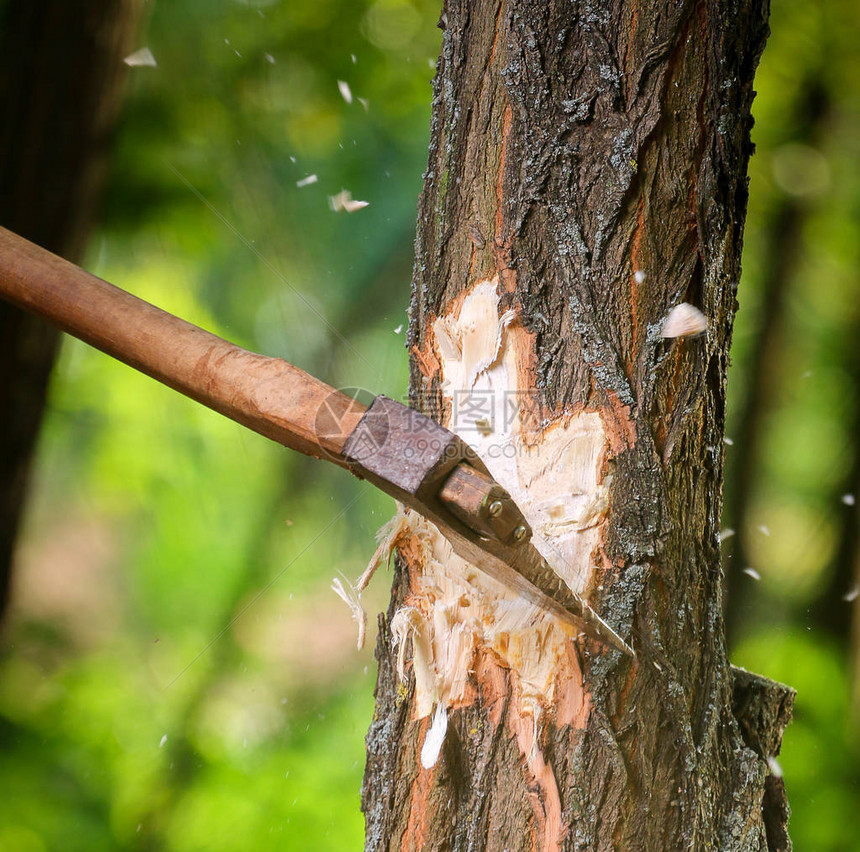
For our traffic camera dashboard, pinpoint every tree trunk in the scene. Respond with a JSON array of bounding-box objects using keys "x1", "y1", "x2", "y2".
[
  {"x1": 361, "y1": 1, "x2": 795, "y2": 850},
  {"x1": 0, "y1": 0, "x2": 143, "y2": 616}
]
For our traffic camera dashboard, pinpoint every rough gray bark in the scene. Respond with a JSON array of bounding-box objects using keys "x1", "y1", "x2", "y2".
[
  {"x1": 0, "y1": 0, "x2": 143, "y2": 616},
  {"x1": 362, "y1": 1, "x2": 793, "y2": 850},
  {"x1": 731, "y1": 667, "x2": 795, "y2": 852}
]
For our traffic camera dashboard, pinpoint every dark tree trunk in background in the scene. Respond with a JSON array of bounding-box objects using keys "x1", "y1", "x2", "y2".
[
  {"x1": 722, "y1": 78, "x2": 833, "y2": 644},
  {"x1": 0, "y1": 0, "x2": 143, "y2": 616},
  {"x1": 808, "y1": 324, "x2": 860, "y2": 641},
  {"x1": 362, "y1": 1, "x2": 795, "y2": 850}
]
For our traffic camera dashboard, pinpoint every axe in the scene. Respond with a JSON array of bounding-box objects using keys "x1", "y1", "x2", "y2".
[{"x1": 0, "y1": 226, "x2": 632, "y2": 656}]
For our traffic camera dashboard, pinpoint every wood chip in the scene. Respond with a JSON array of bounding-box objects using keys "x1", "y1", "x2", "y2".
[{"x1": 661, "y1": 303, "x2": 708, "y2": 338}]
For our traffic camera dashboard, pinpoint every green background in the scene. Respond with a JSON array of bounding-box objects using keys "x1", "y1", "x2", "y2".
[{"x1": 1, "y1": 0, "x2": 858, "y2": 848}]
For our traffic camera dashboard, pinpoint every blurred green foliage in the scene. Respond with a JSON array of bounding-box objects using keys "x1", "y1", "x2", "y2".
[
  {"x1": 0, "y1": 0, "x2": 858, "y2": 848},
  {"x1": 727, "y1": 0, "x2": 860, "y2": 846},
  {"x1": 0, "y1": 0, "x2": 440, "y2": 848}
]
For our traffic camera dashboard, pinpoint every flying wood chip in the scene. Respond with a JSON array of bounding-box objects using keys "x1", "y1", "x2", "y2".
[
  {"x1": 123, "y1": 47, "x2": 157, "y2": 67},
  {"x1": 661, "y1": 302, "x2": 708, "y2": 338}
]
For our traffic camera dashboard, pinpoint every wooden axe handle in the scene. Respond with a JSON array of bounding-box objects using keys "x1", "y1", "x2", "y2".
[
  {"x1": 0, "y1": 226, "x2": 527, "y2": 548},
  {"x1": 0, "y1": 226, "x2": 364, "y2": 463}
]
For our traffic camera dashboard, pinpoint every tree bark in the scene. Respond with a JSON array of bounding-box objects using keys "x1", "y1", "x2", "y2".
[
  {"x1": 0, "y1": 0, "x2": 143, "y2": 617},
  {"x1": 361, "y1": 1, "x2": 794, "y2": 850}
]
